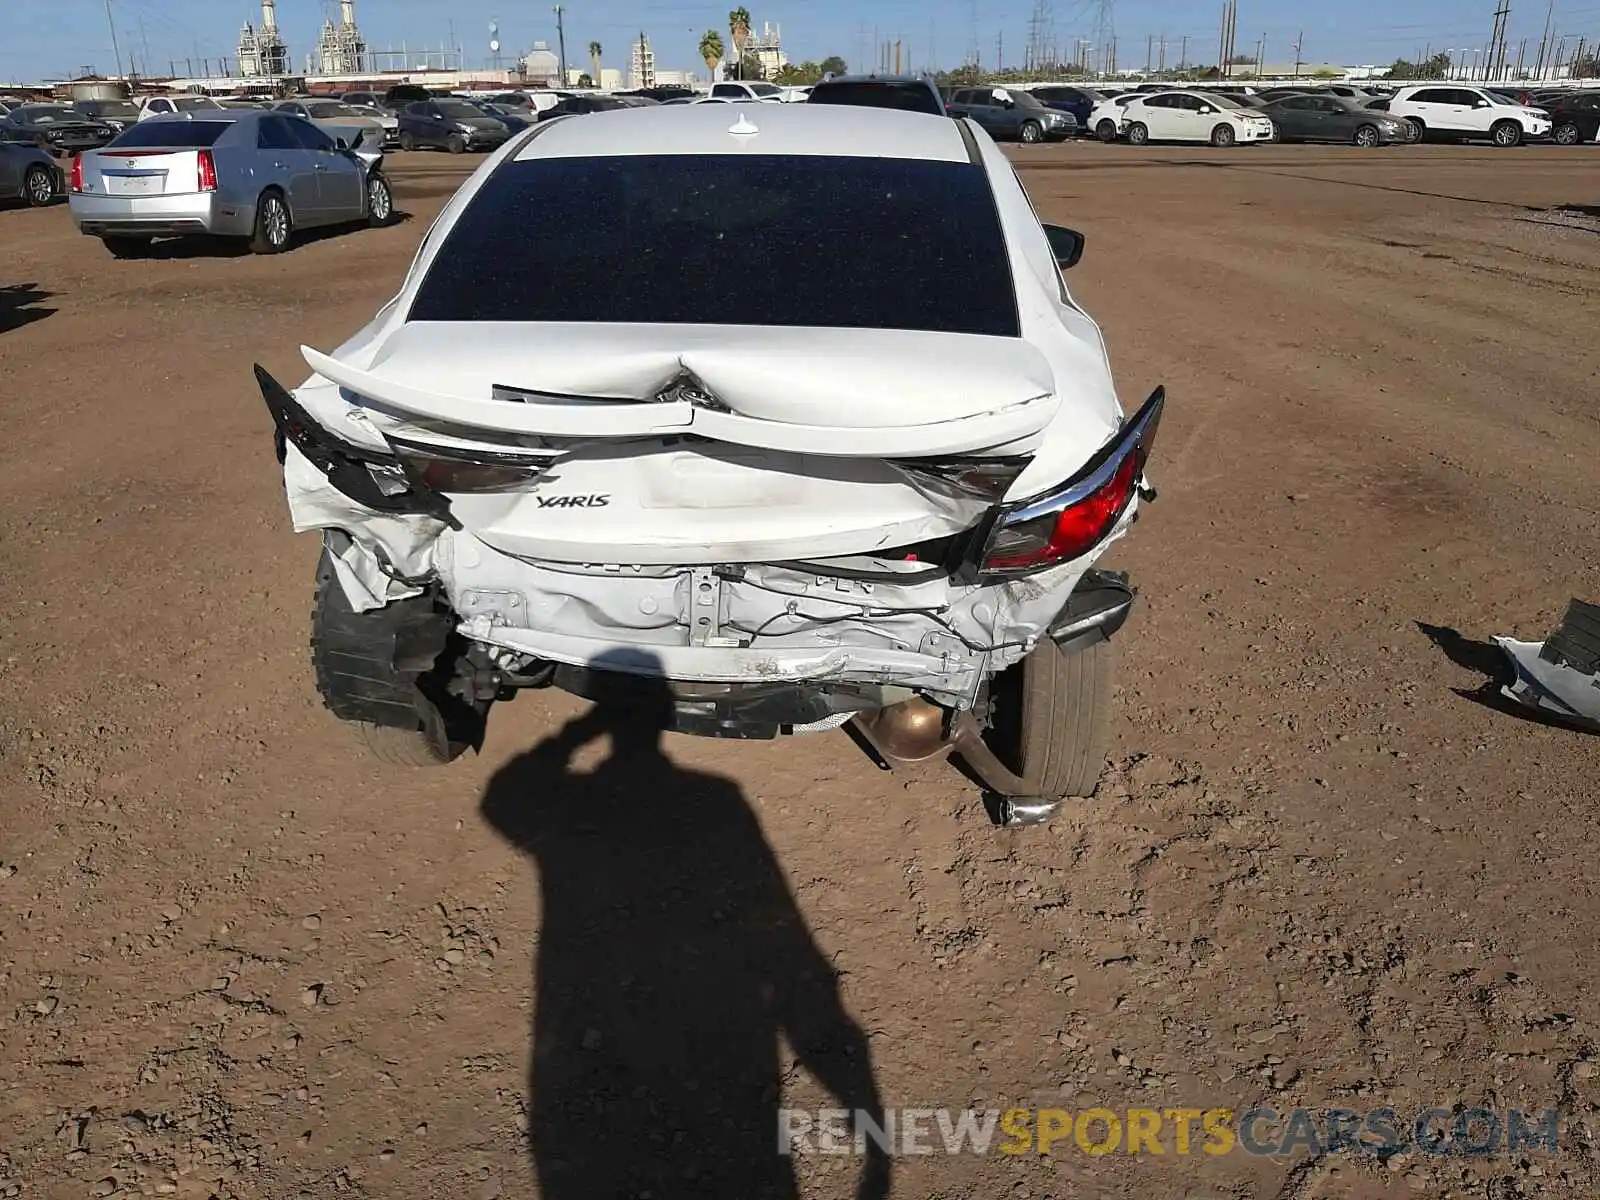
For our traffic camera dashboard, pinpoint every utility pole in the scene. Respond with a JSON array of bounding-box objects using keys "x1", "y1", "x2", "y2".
[
  {"x1": 997, "y1": 31, "x2": 1003, "y2": 70},
  {"x1": 1158, "y1": 34, "x2": 1166, "y2": 72},
  {"x1": 1534, "y1": 0, "x2": 1554, "y2": 76},
  {"x1": 552, "y1": 5, "x2": 567, "y2": 86},
  {"x1": 1179, "y1": 33, "x2": 1188, "y2": 70},
  {"x1": 138, "y1": 14, "x2": 151, "y2": 79},
  {"x1": 1146, "y1": 33, "x2": 1152, "y2": 72},
  {"x1": 1488, "y1": 0, "x2": 1511, "y2": 81},
  {"x1": 103, "y1": 0, "x2": 124, "y2": 79},
  {"x1": 894, "y1": 39, "x2": 902, "y2": 73},
  {"x1": 1292, "y1": 29, "x2": 1303, "y2": 78}
]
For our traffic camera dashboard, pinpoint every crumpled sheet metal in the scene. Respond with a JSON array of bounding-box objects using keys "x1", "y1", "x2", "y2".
[{"x1": 1494, "y1": 637, "x2": 1600, "y2": 731}]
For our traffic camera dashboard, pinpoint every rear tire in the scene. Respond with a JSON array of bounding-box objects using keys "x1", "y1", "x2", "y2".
[
  {"x1": 1019, "y1": 120, "x2": 1043, "y2": 144},
  {"x1": 1353, "y1": 123, "x2": 1380, "y2": 147},
  {"x1": 22, "y1": 164, "x2": 54, "y2": 206},
  {"x1": 446, "y1": 132, "x2": 466, "y2": 154},
  {"x1": 310, "y1": 545, "x2": 485, "y2": 767},
  {"x1": 102, "y1": 235, "x2": 150, "y2": 258},
  {"x1": 1096, "y1": 118, "x2": 1119, "y2": 142},
  {"x1": 1405, "y1": 116, "x2": 1426, "y2": 142},
  {"x1": 1125, "y1": 121, "x2": 1149, "y2": 146},
  {"x1": 249, "y1": 189, "x2": 291, "y2": 255},
  {"x1": 1552, "y1": 122, "x2": 1580, "y2": 146},
  {"x1": 1210, "y1": 122, "x2": 1236, "y2": 147},
  {"x1": 986, "y1": 638, "x2": 1116, "y2": 800},
  {"x1": 365, "y1": 171, "x2": 394, "y2": 227},
  {"x1": 1490, "y1": 119, "x2": 1522, "y2": 147}
]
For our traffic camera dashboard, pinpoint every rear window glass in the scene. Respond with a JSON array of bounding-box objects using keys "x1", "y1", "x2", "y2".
[
  {"x1": 107, "y1": 120, "x2": 230, "y2": 148},
  {"x1": 410, "y1": 154, "x2": 1018, "y2": 337},
  {"x1": 808, "y1": 82, "x2": 944, "y2": 114}
]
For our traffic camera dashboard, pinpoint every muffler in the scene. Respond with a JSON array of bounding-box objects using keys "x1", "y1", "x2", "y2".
[{"x1": 849, "y1": 700, "x2": 1061, "y2": 826}]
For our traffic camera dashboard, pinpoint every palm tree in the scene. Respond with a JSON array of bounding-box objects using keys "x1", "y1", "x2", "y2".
[
  {"x1": 588, "y1": 40, "x2": 602, "y2": 84},
  {"x1": 728, "y1": 7, "x2": 751, "y2": 77},
  {"x1": 699, "y1": 29, "x2": 724, "y2": 78}
]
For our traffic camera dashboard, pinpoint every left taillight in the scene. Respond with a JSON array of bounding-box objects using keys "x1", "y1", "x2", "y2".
[
  {"x1": 979, "y1": 387, "x2": 1164, "y2": 578},
  {"x1": 196, "y1": 149, "x2": 217, "y2": 192},
  {"x1": 386, "y1": 436, "x2": 557, "y2": 495},
  {"x1": 68, "y1": 154, "x2": 83, "y2": 192}
]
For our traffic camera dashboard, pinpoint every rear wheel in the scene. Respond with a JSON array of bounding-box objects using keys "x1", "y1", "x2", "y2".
[
  {"x1": 398, "y1": 130, "x2": 416, "y2": 151},
  {"x1": 1353, "y1": 123, "x2": 1380, "y2": 147},
  {"x1": 102, "y1": 235, "x2": 151, "y2": 258},
  {"x1": 1405, "y1": 116, "x2": 1426, "y2": 142},
  {"x1": 1490, "y1": 119, "x2": 1522, "y2": 147},
  {"x1": 446, "y1": 132, "x2": 466, "y2": 154},
  {"x1": 1019, "y1": 120, "x2": 1043, "y2": 144},
  {"x1": 1095, "y1": 118, "x2": 1119, "y2": 142},
  {"x1": 1125, "y1": 121, "x2": 1149, "y2": 146},
  {"x1": 985, "y1": 638, "x2": 1116, "y2": 801},
  {"x1": 249, "y1": 189, "x2": 291, "y2": 254},
  {"x1": 1210, "y1": 122, "x2": 1236, "y2": 147},
  {"x1": 311, "y1": 545, "x2": 487, "y2": 767},
  {"x1": 22, "y1": 164, "x2": 54, "y2": 206},
  {"x1": 1553, "y1": 122, "x2": 1581, "y2": 146},
  {"x1": 366, "y1": 172, "x2": 393, "y2": 226}
]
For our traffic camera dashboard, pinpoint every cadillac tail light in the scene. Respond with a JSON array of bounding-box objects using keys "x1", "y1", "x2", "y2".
[
  {"x1": 68, "y1": 154, "x2": 83, "y2": 193},
  {"x1": 980, "y1": 387, "x2": 1164, "y2": 578},
  {"x1": 196, "y1": 149, "x2": 218, "y2": 192}
]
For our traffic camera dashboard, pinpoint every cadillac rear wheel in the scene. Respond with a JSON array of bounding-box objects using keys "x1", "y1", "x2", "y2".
[
  {"x1": 985, "y1": 638, "x2": 1115, "y2": 801},
  {"x1": 250, "y1": 190, "x2": 291, "y2": 255},
  {"x1": 23, "y1": 165, "x2": 54, "y2": 206},
  {"x1": 366, "y1": 172, "x2": 393, "y2": 226}
]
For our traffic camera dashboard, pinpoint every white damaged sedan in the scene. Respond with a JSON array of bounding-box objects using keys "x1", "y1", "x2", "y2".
[{"x1": 256, "y1": 103, "x2": 1164, "y2": 823}]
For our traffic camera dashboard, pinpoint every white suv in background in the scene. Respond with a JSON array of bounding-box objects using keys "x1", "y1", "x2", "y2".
[{"x1": 1386, "y1": 85, "x2": 1551, "y2": 146}]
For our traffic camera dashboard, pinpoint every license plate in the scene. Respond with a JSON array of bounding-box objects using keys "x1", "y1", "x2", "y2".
[{"x1": 111, "y1": 175, "x2": 162, "y2": 195}]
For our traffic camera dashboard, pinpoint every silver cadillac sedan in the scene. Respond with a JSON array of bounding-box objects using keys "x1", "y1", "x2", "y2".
[{"x1": 67, "y1": 109, "x2": 394, "y2": 257}]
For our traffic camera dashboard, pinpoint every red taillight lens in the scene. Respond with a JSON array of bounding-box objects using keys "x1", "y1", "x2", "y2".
[
  {"x1": 68, "y1": 154, "x2": 83, "y2": 192},
  {"x1": 196, "y1": 149, "x2": 217, "y2": 192},
  {"x1": 983, "y1": 452, "x2": 1140, "y2": 573},
  {"x1": 979, "y1": 387, "x2": 1164, "y2": 578}
]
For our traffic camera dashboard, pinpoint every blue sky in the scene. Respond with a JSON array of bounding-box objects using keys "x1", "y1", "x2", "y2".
[{"x1": 7, "y1": 0, "x2": 1600, "y2": 82}]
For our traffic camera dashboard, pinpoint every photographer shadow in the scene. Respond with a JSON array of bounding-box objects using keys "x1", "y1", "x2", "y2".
[{"x1": 479, "y1": 652, "x2": 889, "y2": 1199}]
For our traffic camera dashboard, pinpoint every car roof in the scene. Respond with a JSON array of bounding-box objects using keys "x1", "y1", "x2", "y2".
[
  {"x1": 140, "y1": 110, "x2": 247, "y2": 125},
  {"x1": 517, "y1": 102, "x2": 971, "y2": 162},
  {"x1": 813, "y1": 74, "x2": 934, "y2": 86}
]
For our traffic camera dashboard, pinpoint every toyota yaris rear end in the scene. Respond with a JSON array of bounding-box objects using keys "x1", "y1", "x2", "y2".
[{"x1": 258, "y1": 104, "x2": 1164, "y2": 824}]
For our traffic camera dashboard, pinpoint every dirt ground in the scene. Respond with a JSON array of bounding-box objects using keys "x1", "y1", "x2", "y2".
[{"x1": 2, "y1": 141, "x2": 1599, "y2": 1200}]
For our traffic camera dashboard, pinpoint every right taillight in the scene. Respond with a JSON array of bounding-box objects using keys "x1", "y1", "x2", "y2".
[
  {"x1": 68, "y1": 154, "x2": 83, "y2": 192},
  {"x1": 979, "y1": 386, "x2": 1164, "y2": 579},
  {"x1": 196, "y1": 149, "x2": 217, "y2": 192}
]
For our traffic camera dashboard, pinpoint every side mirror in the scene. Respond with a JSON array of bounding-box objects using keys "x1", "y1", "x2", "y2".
[
  {"x1": 1043, "y1": 224, "x2": 1085, "y2": 270},
  {"x1": 1199, "y1": 105, "x2": 1216, "y2": 113}
]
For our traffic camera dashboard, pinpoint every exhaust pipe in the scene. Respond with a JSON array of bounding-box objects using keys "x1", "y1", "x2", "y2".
[{"x1": 849, "y1": 701, "x2": 1061, "y2": 826}]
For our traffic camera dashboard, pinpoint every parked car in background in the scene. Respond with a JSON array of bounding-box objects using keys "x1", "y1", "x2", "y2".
[
  {"x1": 465, "y1": 99, "x2": 533, "y2": 133},
  {"x1": 273, "y1": 99, "x2": 388, "y2": 148},
  {"x1": 1385, "y1": 85, "x2": 1551, "y2": 145},
  {"x1": 1116, "y1": 91, "x2": 1274, "y2": 146},
  {"x1": 0, "y1": 140, "x2": 63, "y2": 206},
  {"x1": 1319, "y1": 84, "x2": 1378, "y2": 99},
  {"x1": 806, "y1": 74, "x2": 946, "y2": 116},
  {"x1": 68, "y1": 111, "x2": 393, "y2": 257},
  {"x1": 383, "y1": 84, "x2": 434, "y2": 109},
  {"x1": 137, "y1": 94, "x2": 225, "y2": 119},
  {"x1": 619, "y1": 85, "x2": 697, "y2": 103},
  {"x1": 709, "y1": 81, "x2": 786, "y2": 103},
  {"x1": 1087, "y1": 92, "x2": 1142, "y2": 141},
  {"x1": 1257, "y1": 87, "x2": 1314, "y2": 101},
  {"x1": 345, "y1": 104, "x2": 400, "y2": 145},
  {"x1": 537, "y1": 95, "x2": 634, "y2": 119},
  {"x1": 1026, "y1": 84, "x2": 1103, "y2": 129},
  {"x1": 72, "y1": 98, "x2": 142, "y2": 133},
  {"x1": 1545, "y1": 92, "x2": 1600, "y2": 144},
  {"x1": 1, "y1": 104, "x2": 116, "y2": 154},
  {"x1": 341, "y1": 91, "x2": 389, "y2": 111},
  {"x1": 397, "y1": 98, "x2": 513, "y2": 152},
  {"x1": 947, "y1": 86, "x2": 1076, "y2": 142},
  {"x1": 220, "y1": 99, "x2": 273, "y2": 110},
  {"x1": 256, "y1": 103, "x2": 1164, "y2": 821},
  {"x1": 1261, "y1": 93, "x2": 1407, "y2": 145}
]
